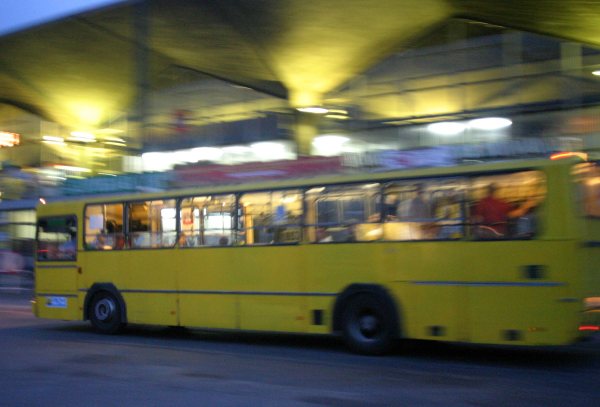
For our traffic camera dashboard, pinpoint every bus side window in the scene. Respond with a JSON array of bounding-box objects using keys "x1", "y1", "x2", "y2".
[
  {"x1": 127, "y1": 200, "x2": 176, "y2": 248},
  {"x1": 383, "y1": 178, "x2": 467, "y2": 241},
  {"x1": 37, "y1": 216, "x2": 77, "y2": 260},
  {"x1": 305, "y1": 183, "x2": 381, "y2": 243},
  {"x1": 469, "y1": 171, "x2": 545, "y2": 240},
  {"x1": 180, "y1": 194, "x2": 235, "y2": 247},
  {"x1": 84, "y1": 204, "x2": 124, "y2": 250},
  {"x1": 239, "y1": 190, "x2": 303, "y2": 245}
]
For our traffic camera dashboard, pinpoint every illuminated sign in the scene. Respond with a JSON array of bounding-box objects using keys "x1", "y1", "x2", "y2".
[{"x1": 0, "y1": 132, "x2": 19, "y2": 148}]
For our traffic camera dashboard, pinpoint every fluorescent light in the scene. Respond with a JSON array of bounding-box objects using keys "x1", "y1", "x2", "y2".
[
  {"x1": 297, "y1": 106, "x2": 329, "y2": 114},
  {"x1": 43, "y1": 140, "x2": 67, "y2": 146},
  {"x1": 174, "y1": 150, "x2": 198, "y2": 163},
  {"x1": 469, "y1": 117, "x2": 512, "y2": 130},
  {"x1": 223, "y1": 145, "x2": 251, "y2": 154},
  {"x1": 592, "y1": 70, "x2": 600, "y2": 76},
  {"x1": 43, "y1": 136, "x2": 64, "y2": 142},
  {"x1": 191, "y1": 147, "x2": 224, "y2": 161},
  {"x1": 67, "y1": 137, "x2": 96, "y2": 142},
  {"x1": 312, "y1": 135, "x2": 349, "y2": 149},
  {"x1": 105, "y1": 136, "x2": 125, "y2": 142},
  {"x1": 70, "y1": 132, "x2": 94, "y2": 138},
  {"x1": 54, "y1": 165, "x2": 91, "y2": 172},
  {"x1": 251, "y1": 142, "x2": 286, "y2": 160},
  {"x1": 428, "y1": 122, "x2": 466, "y2": 135}
]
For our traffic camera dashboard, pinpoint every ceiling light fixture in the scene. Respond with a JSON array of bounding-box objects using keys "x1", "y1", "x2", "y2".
[
  {"x1": 297, "y1": 106, "x2": 329, "y2": 114},
  {"x1": 428, "y1": 122, "x2": 466, "y2": 135},
  {"x1": 469, "y1": 117, "x2": 512, "y2": 130}
]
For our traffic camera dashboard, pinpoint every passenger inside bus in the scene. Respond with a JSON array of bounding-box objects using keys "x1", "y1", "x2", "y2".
[
  {"x1": 471, "y1": 183, "x2": 537, "y2": 238},
  {"x1": 396, "y1": 184, "x2": 435, "y2": 239},
  {"x1": 58, "y1": 229, "x2": 77, "y2": 259},
  {"x1": 178, "y1": 233, "x2": 189, "y2": 247}
]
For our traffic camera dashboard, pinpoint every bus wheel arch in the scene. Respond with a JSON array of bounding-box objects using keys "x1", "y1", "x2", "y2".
[
  {"x1": 333, "y1": 284, "x2": 401, "y2": 355},
  {"x1": 84, "y1": 283, "x2": 127, "y2": 334}
]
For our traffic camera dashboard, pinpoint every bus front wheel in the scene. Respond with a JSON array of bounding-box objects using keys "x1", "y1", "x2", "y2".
[
  {"x1": 341, "y1": 293, "x2": 394, "y2": 355},
  {"x1": 89, "y1": 291, "x2": 125, "y2": 334}
]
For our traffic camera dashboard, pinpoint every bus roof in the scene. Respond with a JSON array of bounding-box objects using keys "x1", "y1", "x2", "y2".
[{"x1": 36, "y1": 156, "x2": 582, "y2": 209}]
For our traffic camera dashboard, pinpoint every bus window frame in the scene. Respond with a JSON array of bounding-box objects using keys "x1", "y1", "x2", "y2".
[
  {"x1": 305, "y1": 182, "x2": 382, "y2": 244},
  {"x1": 83, "y1": 202, "x2": 125, "y2": 251},
  {"x1": 466, "y1": 168, "x2": 546, "y2": 240},
  {"x1": 572, "y1": 161, "x2": 600, "y2": 219},
  {"x1": 238, "y1": 188, "x2": 304, "y2": 246},
  {"x1": 126, "y1": 198, "x2": 178, "y2": 250},
  {"x1": 36, "y1": 214, "x2": 78, "y2": 261},
  {"x1": 178, "y1": 194, "x2": 237, "y2": 247}
]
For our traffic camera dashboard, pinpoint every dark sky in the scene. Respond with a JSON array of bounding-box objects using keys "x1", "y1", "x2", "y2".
[{"x1": 0, "y1": 0, "x2": 123, "y2": 36}]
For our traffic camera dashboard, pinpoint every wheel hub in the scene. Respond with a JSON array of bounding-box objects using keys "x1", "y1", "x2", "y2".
[{"x1": 95, "y1": 298, "x2": 115, "y2": 321}]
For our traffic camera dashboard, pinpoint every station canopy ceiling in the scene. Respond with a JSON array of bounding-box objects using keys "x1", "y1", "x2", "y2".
[{"x1": 1, "y1": 0, "x2": 600, "y2": 130}]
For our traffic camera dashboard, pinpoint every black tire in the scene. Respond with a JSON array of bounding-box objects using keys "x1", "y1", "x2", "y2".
[
  {"x1": 341, "y1": 293, "x2": 395, "y2": 355},
  {"x1": 89, "y1": 291, "x2": 125, "y2": 334}
]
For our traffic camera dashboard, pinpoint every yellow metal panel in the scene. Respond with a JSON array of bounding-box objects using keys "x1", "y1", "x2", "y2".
[
  {"x1": 36, "y1": 265, "x2": 78, "y2": 293},
  {"x1": 179, "y1": 293, "x2": 237, "y2": 329},
  {"x1": 35, "y1": 295, "x2": 80, "y2": 320},
  {"x1": 230, "y1": 246, "x2": 306, "y2": 332},
  {"x1": 239, "y1": 295, "x2": 306, "y2": 332},
  {"x1": 122, "y1": 292, "x2": 178, "y2": 326},
  {"x1": 393, "y1": 283, "x2": 466, "y2": 341},
  {"x1": 306, "y1": 296, "x2": 335, "y2": 334},
  {"x1": 468, "y1": 286, "x2": 578, "y2": 345}
]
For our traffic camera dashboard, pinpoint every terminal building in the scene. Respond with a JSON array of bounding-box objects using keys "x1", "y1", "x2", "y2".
[{"x1": 1, "y1": 1, "x2": 600, "y2": 274}]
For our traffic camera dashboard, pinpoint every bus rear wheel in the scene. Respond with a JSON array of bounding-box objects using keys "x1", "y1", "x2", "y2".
[
  {"x1": 342, "y1": 293, "x2": 395, "y2": 355},
  {"x1": 89, "y1": 291, "x2": 125, "y2": 334}
]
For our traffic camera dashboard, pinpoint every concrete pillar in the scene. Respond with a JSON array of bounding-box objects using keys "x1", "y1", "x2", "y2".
[
  {"x1": 294, "y1": 111, "x2": 323, "y2": 157},
  {"x1": 289, "y1": 89, "x2": 325, "y2": 157},
  {"x1": 131, "y1": 0, "x2": 151, "y2": 151}
]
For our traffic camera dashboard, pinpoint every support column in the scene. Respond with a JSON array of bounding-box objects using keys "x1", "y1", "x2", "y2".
[
  {"x1": 294, "y1": 111, "x2": 323, "y2": 157},
  {"x1": 289, "y1": 89, "x2": 325, "y2": 157},
  {"x1": 131, "y1": 0, "x2": 151, "y2": 151}
]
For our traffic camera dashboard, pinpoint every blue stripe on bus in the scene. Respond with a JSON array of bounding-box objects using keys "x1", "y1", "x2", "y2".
[
  {"x1": 411, "y1": 281, "x2": 566, "y2": 287},
  {"x1": 38, "y1": 293, "x2": 78, "y2": 297},
  {"x1": 79, "y1": 288, "x2": 338, "y2": 296},
  {"x1": 37, "y1": 265, "x2": 78, "y2": 269}
]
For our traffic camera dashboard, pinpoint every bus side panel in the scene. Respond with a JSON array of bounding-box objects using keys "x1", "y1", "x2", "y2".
[
  {"x1": 35, "y1": 294, "x2": 80, "y2": 321},
  {"x1": 385, "y1": 241, "x2": 470, "y2": 342},
  {"x1": 235, "y1": 246, "x2": 305, "y2": 333},
  {"x1": 96, "y1": 250, "x2": 179, "y2": 326},
  {"x1": 177, "y1": 247, "x2": 238, "y2": 329},
  {"x1": 36, "y1": 265, "x2": 78, "y2": 292},
  {"x1": 468, "y1": 286, "x2": 577, "y2": 345},
  {"x1": 35, "y1": 264, "x2": 81, "y2": 321},
  {"x1": 392, "y1": 283, "x2": 468, "y2": 342},
  {"x1": 467, "y1": 241, "x2": 580, "y2": 345},
  {"x1": 304, "y1": 243, "x2": 386, "y2": 333},
  {"x1": 121, "y1": 293, "x2": 178, "y2": 326}
]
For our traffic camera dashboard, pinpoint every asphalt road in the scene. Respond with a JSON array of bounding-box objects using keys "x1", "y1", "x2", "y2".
[{"x1": 0, "y1": 293, "x2": 599, "y2": 407}]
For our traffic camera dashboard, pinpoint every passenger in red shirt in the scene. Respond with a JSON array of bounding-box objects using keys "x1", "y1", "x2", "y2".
[{"x1": 472, "y1": 184, "x2": 535, "y2": 238}]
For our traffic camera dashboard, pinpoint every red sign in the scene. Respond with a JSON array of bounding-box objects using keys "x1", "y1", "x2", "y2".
[{"x1": 173, "y1": 156, "x2": 344, "y2": 188}]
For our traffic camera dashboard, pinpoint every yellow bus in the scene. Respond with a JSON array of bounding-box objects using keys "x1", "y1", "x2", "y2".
[{"x1": 33, "y1": 156, "x2": 600, "y2": 354}]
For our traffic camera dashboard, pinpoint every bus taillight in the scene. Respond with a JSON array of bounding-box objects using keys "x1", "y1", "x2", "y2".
[{"x1": 550, "y1": 151, "x2": 588, "y2": 160}]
